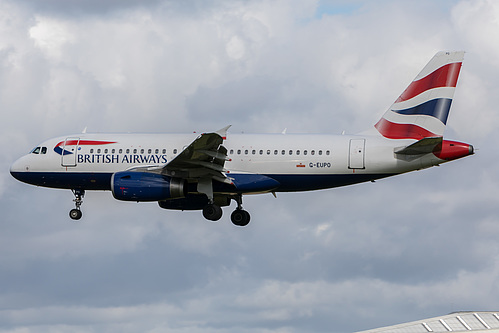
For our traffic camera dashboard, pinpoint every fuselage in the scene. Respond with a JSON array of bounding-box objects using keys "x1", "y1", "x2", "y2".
[{"x1": 10, "y1": 132, "x2": 469, "y2": 193}]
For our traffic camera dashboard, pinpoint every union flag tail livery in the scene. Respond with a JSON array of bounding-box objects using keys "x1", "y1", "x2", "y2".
[
  {"x1": 375, "y1": 51, "x2": 464, "y2": 140},
  {"x1": 10, "y1": 51, "x2": 474, "y2": 226}
]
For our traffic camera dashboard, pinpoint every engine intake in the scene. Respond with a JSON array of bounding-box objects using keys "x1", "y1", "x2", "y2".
[{"x1": 111, "y1": 171, "x2": 186, "y2": 202}]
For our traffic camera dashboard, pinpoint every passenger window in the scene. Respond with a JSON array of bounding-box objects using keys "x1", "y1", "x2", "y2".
[
  {"x1": 230, "y1": 149, "x2": 234, "y2": 155},
  {"x1": 155, "y1": 149, "x2": 159, "y2": 154},
  {"x1": 162, "y1": 149, "x2": 166, "y2": 154},
  {"x1": 237, "y1": 150, "x2": 241, "y2": 155},
  {"x1": 304, "y1": 150, "x2": 308, "y2": 155},
  {"x1": 274, "y1": 150, "x2": 278, "y2": 155},
  {"x1": 90, "y1": 149, "x2": 94, "y2": 154},
  {"x1": 97, "y1": 149, "x2": 101, "y2": 154},
  {"x1": 244, "y1": 150, "x2": 248, "y2": 155},
  {"x1": 311, "y1": 150, "x2": 315, "y2": 155},
  {"x1": 111, "y1": 149, "x2": 115, "y2": 154},
  {"x1": 104, "y1": 149, "x2": 108, "y2": 154},
  {"x1": 252, "y1": 150, "x2": 256, "y2": 155},
  {"x1": 326, "y1": 150, "x2": 330, "y2": 155},
  {"x1": 318, "y1": 150, "x2": 322, "y2": 155},
  {"x1": 140, "y1": 149, "x2": 144, "y2": 154},
  {"x1": 133, "y1": 149, "x2": 137, "y2": 154},
  {"x1": 148, "y1": 149, "x2": 152, "y2": 154},
  {"x1": 296, "y1": 150, "x2": 300, "y2": 155},
  {"x1": 119, "y1": 149, "x2": 123, "y2": 154},
  {"x1": 173, "y1": 149, "x2": 177, "y2": 154},
  {"x1": 281, "y1": 150, "x2": 285, "y2": 155},
  {"x1": 267, "y1": 150, "x2": 270, "y2": 155},
  {"x1": 126, "y1": 149, "x2": 130, "y2": 154},
  {"x1": 259, "y1": 150, "x2": 263, "y2": 155},
  {"x1": 41, "y1": 147, "x2": 47, "y2": 154},
  {"x1": 289, "y1": 150, "x2": 293, "y2": 155}
]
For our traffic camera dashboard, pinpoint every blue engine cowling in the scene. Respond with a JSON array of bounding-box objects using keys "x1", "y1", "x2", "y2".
[{"x1": 111, "y1": 171, "x2": 186, "y2": 202}]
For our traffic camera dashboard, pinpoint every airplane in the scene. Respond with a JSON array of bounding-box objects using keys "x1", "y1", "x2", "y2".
[{"x1": 10, "y1": 51, "x2": 474, "y2": 226}]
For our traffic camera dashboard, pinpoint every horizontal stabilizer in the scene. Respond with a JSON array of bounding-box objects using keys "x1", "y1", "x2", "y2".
[{"x1": 395, "y1": 136, "x2": 442, "y2": 155}]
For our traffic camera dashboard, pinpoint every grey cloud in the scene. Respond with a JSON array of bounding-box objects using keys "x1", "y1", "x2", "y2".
[
  {"x1": 1, "y1": 0, "x2": 498, "y2": 332},
  {"x1": 15, "y1": 0, "x2": 165, "y2": 17}
]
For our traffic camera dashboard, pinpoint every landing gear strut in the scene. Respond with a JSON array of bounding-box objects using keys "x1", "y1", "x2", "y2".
[
  {"x1": 69, "y1": 189, "x2": 85, "y2": 220},
  {"x1": 231, "y1": 195, "x2": 250, "y2": 227}
]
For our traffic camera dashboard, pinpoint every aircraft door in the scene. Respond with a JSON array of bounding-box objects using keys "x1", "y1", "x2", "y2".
[
  {"x1": 348, "y1": 139, "x2": 365, "y2": 169},
  {"x1": 61, "y1": 137, "x2": 80, "y2": 167}
]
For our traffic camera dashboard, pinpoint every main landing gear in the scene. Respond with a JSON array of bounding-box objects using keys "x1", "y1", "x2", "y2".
[
  {"x1": 231, "y1": 194, "x2": 250, "y2": 227},
  {"x1": 69, "y1": 189, "x2": 85, "y2": 220},
  {"x1": 202, "y1": 203, "x2": 223, "y2": 221},
  {"x1": 231, "y1": 209, "x2": 250, "y2": 227},
  {"x1": 202, "y1": 195, "x2": 250, "y2": 226}
]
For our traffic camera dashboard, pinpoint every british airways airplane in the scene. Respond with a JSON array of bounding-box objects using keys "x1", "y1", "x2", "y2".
[{"x1": 10, "y1": 51, "x2": 473, "y2": 226}]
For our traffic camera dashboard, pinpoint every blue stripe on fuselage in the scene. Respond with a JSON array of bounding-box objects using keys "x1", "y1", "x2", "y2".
[
  {"x1": 11, "y1": 171, "x2": 395, "y2": 193},
  {"x1": 265, "y1": 173, "x2": 394, "y2": 191},
  {"x1": 10, "y1": 171, "x2": 112, "y2": 190}
]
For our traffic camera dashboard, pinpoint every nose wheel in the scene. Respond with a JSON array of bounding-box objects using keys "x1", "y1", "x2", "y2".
[{"x1": 70, "y1": 189, "x2": 85, "y2": 220}]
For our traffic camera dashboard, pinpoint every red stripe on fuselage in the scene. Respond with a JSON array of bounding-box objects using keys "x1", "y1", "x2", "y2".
[
  {"x1": 395, "y1": 62, "x2": 462, "y2": 103},
  {"x1": 56, "y1": 140, "x2": 117, "y2": 147},
  {"x1": 374, "y1": 118, "x2": 438, "y2": 140}
]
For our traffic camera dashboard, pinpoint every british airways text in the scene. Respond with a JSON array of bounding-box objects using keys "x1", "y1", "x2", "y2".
[{"x1": 77, "y1": 154, "x2": 168, "y2": 164}]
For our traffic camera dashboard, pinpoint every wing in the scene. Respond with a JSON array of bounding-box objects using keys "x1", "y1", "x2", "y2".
[{"x1": 161, "y1": 125, "x2": 231, "y2": 184}]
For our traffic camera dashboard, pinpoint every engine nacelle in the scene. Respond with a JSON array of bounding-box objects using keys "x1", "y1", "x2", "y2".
[{"x1": 111, "y1": 171, "x2": 186, "y2": 202}]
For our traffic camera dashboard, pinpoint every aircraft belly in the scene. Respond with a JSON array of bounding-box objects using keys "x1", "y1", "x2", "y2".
[
  {"x1": 266, "y1": 173, "x2": 395, "y2": 192},
  {"x1": 10, "y1": 171, "x2": 112, "y2": 190}
]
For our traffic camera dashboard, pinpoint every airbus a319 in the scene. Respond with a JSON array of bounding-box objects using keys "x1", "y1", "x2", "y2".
[{"x1": 10, "y1": 51, "x2": 474, "y2": 226}]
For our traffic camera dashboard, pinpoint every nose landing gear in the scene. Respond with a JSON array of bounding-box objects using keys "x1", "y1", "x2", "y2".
[{"x1": 69, "y1": 189, "x2": 85, "y2": 220}]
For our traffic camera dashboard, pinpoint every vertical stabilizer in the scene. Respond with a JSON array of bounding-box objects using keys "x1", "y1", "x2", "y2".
[{"x1": 375, "y1": 51, "x2": 464, "y2": 140}]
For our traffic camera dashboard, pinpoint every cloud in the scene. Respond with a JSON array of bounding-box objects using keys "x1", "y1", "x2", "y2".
[{"x1": 2, "y1": 0, "x2": 499, "y2": 332}]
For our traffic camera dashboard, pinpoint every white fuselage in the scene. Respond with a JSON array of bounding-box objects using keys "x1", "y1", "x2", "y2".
[{"x1": 10, "y1": 132, "x2": 444, "y2": 193}]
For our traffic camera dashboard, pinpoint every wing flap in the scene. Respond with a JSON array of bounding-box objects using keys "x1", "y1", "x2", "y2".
[{"x1": 162, "y1": 126, "x2": 230, "y2": 181}]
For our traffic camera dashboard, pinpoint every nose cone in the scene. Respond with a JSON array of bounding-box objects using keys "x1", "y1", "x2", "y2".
[{"x1": 10, "y1": 156, "x2": 30, "y2": 183}]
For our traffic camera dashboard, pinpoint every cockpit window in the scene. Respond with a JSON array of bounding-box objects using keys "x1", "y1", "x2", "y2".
[
  {"x1": 30, "y1": 147, "x2": 41, "y2": 154},
  {"x1": 41, "y1": 147, "x2": 47, "y2": 154}
]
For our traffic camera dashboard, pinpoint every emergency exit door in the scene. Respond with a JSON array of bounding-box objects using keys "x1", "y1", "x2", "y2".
[{"x1": 348, "y1": 139, "x2": 365, "y2": 169}]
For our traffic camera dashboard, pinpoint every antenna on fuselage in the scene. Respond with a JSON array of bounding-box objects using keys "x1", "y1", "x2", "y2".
[{"x1": 82, "y1": 127, "x2": 87, "y2": 134}]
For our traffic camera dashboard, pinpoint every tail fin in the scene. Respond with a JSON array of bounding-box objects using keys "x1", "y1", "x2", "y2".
[{"x1": 375, "y1": 51, "x2": 464, "y2": 140}]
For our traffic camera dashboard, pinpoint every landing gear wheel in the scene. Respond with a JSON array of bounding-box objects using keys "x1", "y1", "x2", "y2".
[
  {"x1": 203, "y1": 204, "x2": 223, "y2": 221},
  {"x1": 231, "y1": 209, "x2": 250, "y2": 226},
  {"x1": 70, "y1": 189, "x2": 85, "y2": 221},
  {"x1": 69, "y1": 209, "x2": 82, "y2": 220}
]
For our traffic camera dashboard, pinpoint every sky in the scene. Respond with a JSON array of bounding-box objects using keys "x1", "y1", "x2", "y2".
[{"x1": 1, "y1": 0, "x2": 498, "y2": 332}]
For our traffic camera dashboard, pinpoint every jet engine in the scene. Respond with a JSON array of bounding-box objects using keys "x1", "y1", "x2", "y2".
[{"x1": 111, "y1": 171, "x2": 186, "y2": 201}]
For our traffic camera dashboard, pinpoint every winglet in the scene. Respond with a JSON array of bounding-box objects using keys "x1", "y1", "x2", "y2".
[{"x1": 215, "y1": 125, "x2": 231, "y2": 140}]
